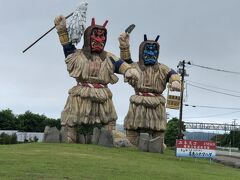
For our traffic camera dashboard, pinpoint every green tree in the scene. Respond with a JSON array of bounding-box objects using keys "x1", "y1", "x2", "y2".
[
  {"x1": 165, "y1": 117, "x2": 185, "y2": 147},
  {"x1": 44, "y1": 118, "x2": 61, "y2": 130},
  {"x1": 0, "y1": 109, "x2": 61, "y2": 132},
  {"x1": 211, "y1": 134, "x2": 228, "y2": 146},
  {"x1": 229, "y1": 130, "x2": 240, "y2": 148},
  {"x1": 17, "y1": 111, "x2": 60, "y2": 132},
  {"x1": 211, "y1": 131, "x2": 240, "y2": 149},
  {"x1": 0, "y1": 109, "x2": 16, "y2": 130},
  {"x1": 17, "y1": 111, "x2": 44, "y2": 132}
]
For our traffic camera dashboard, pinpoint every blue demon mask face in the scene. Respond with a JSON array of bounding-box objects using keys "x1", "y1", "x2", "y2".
[
  {"x1": 141, "y1": 34, "x2": 160, "y2": 65},
  {"x1": 143, "y1": 43, "x2": 159, "y2": 65}
]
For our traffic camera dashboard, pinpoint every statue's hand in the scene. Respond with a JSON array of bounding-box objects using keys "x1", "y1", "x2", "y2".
[
  {"x1": 54, "y1": 15, "x2": 67, "y2": 33},
  {"x1": 170, "y1": 81, "x2": 181, "y2": 92},
  {"x1": 118, "y1": 32, "x2": 130, "y2": 48},
  {"x1": 125, "y1": 68, "x2": 139, "y2": 86}
]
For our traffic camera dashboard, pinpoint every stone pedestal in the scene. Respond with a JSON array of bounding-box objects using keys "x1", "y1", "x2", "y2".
[
  {"x1": 43, "y1": 126, "x2": 60, "y2": 143},
  {"x1": 138, "y1": 133, "x2": 150, "y2": 152},
  {"x1": 138, "y1": 133, "x2": 164, "y2": 154},
  {"x1": 60, "y1": 126, "x2": 68, "y2": 143},
  {"x1": 92, "y1": 127, "x2": 101, "y2": 144},
  {"x1": 98, "y1": 128, "x2": 114, "y2": 147},
  {"x1": 85, "y1": 134, "x2": 92, "y2": 144},
  {"x1": 149, "y1": 137, "x2": 164, "y2": 154},
  {"x1": 78, "y1": 134, "x2": 86, "y2": 144}
]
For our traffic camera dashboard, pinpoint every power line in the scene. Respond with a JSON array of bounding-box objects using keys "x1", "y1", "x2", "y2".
[
  {"x1": 187, "y1": 80, "x2": 240, "y2": 94},
  {"x1": 184, "y1": 110, "x2": 240, "y2": 119},
  {"x1": 184, "y1": 104, "x2": 240, "y2": 110},
  {"x1": 190, "y1": 63, "x2": 240, "y2": 75},
  {"x1": 187, "y1": 83, "x2": 240, "y2": 97}
]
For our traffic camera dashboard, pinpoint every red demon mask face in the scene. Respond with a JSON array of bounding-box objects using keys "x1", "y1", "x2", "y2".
[
  {"x1": 90, "y1": 28, "x2": 107, "y2": 53},
  {"x1": 89, "y1": 18, "x2": 108, "y2": 53}
]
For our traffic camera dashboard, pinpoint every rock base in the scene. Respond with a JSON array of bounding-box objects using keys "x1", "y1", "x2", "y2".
[
  {"x1": 138, "y1": 133, "x2": 164, "y2": 154},
  {"x1": 43, "y1": 126, "x2": 130, "y2": 148},
  {"x1": 43, "y1": 126, "x2": 60, "y2": 143}
]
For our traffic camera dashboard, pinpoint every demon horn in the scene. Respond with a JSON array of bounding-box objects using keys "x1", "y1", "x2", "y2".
[
  {"x1": 91, "y1": 18, "x2": 96, "y2": 26},
  {"x1": 103, "y1": 20, "x2": 108, "y2": 28},
  {"x1": 155, "y1": 35, "x2": 160, "y2": 42},
  {"x1": 144, "y1": 34, "x2": 147, "y2": 41}
]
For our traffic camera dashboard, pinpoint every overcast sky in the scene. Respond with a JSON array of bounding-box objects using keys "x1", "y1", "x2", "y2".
[{"x1": 0, "y1": 0, "x2": 240, "y2": 126}]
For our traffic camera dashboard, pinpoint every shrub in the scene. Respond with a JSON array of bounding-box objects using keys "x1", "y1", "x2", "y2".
[
  {"x1": 10, "y1": 133, "x2": 17, "y2": 144},
  {"x1": 77, "y1": 123, "x2": 103, "y2": 135},
  {"x1": 33, "y1": 136, "x2": 39, "y2": 142},
  {"x1": 0, "y1": 133, "x2": 18, "y2": 145}
]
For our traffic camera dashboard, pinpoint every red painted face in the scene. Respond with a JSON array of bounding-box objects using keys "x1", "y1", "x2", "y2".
[{"x1": 90, "y1": 28, "x2": 106, "y2": 53}]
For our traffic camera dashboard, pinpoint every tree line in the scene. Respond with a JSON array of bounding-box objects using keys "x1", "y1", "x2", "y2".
[
  {"x1": 0, "y1": 108, "x2": 185, "y2": 147},
  {"x1": 0, "y1": 109, "x2": 60, "y2": 132},
  {"x1": 211, "y1": 131, "x2": 240, "y2": 149}
]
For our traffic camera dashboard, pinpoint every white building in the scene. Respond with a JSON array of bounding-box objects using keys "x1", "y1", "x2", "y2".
[{"x1": 0, "y1": 130, "x2": 44, "y2": 142}]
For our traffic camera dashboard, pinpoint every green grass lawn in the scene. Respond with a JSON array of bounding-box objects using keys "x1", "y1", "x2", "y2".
[{"x1": 0, "y1": 143, "x2": 239, "y2": 180}]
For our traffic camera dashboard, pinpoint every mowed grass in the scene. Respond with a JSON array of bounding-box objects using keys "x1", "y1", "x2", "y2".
[{"x1": 0, "y1": 143, "x2": 239, "y2": 180}]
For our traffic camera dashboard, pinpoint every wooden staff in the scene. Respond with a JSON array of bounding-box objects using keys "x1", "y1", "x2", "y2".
[{"x1": 22, "y1": 13, "x2": 73, "y2": 53}]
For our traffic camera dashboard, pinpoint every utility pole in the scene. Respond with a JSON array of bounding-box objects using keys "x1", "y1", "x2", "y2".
[
  {"x1": 232, "y1": 119, "x2": 237, "y2": 147},
  {"x1": 177, "y1": 60, "x2": 191, "y2": 139}
]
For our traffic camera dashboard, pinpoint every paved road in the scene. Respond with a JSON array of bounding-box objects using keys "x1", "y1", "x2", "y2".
[
  {"x1": 217, "y1": 150, "x2": 240, "y2": 158},
  {"x1": 214, "y1": 150, "x2": 240, "y2": 168}
]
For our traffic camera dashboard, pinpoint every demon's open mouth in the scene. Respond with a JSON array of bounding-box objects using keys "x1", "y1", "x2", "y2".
[
  {"x1": 144, "y1": 55, "x2": 158, "y2": 60},
  {"x1": 91, "y1": 41, "x2": 105, "y2": 51}
]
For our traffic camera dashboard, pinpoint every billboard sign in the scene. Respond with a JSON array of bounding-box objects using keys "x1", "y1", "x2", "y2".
[{"x1": 176, "y1": 140, "x2": 216, "y2": 158}]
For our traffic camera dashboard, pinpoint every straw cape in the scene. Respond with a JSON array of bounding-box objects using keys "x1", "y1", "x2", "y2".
[
  {"x1": 124, "y1": 62, "x2": 172, "y2": 131},
  {"x1": 61, "y1": 49, "x2": 119, "y2": 126}
]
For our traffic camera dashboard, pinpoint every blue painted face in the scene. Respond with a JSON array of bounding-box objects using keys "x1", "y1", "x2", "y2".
[{"x1": 143, "y1": 43, "x2": 159, "y2": 65}]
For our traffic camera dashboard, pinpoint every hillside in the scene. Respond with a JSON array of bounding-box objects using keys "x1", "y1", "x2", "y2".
[
  {"x1": 184, "y1": 131, "x2": 216, "y2": 141},
  {"x1": 0, "y1": 143, "x2": 239, "y2": 180},
  {"x1": 116, "y1": 124, "x2": 125, "y2": 132}
]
